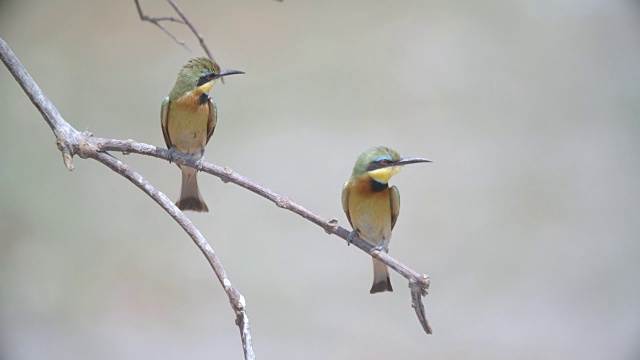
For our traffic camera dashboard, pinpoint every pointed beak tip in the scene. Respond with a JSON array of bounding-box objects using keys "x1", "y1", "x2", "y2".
[
  {"x1": 215, "y1": 69, "x2": 245, "y2": 79},
  {"x1": 225, "y1": 69, "x2": 245, "y2": 75},
  {"x1": 397, "y1": 157, "x2": 432, "y2": 166}
]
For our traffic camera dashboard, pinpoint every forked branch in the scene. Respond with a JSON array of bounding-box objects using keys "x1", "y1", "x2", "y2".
[
  {"x1": 134, "y1": 0, "x2": 190, "y2": 52},
  {"x1": 134, "y1": 0, "x2": 217, "y2": 63},
  {"x1": 166, "y1": 0, "x2": 215, "y2": 62},
  {"x1": 0, "y1": 36, "x2": 255, "y2": 359}
]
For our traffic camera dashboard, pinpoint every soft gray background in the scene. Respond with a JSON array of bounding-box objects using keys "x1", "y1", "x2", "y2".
[{"x1": 1, "y1": 0, "x2": 639, "y2": 359}]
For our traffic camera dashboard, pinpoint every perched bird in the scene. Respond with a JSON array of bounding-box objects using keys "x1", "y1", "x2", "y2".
[
  {"x1": 341, "y1": 146, "x2": 430, "y2": 293},
  {"x1": 161, "y1": 57, "x2": 244, "y2": 212}
]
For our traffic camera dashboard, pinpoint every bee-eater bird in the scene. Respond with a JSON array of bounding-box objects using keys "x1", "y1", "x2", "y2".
[
  {"x1": 161, "y1": 57, "x2": 244, "y2": 212},
  {"x1": 341, "y1": 146, "x2": 431, "y2": 293}
]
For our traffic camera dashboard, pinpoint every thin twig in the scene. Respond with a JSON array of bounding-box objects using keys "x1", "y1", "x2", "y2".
[
  {"x1": 409, "y1": 277, "x2": 433, "y2": 334},
  {"x1": 136, "y1": 0, "x2": 224, "y2": 81},
  {"x1": 0, "y1": 36, "x2": 257, "y2": 358},
  {"x1": 134, "y1": 0, "x2": 190, "y2": 52},
  {"x1": 135, "y1": 0, "x2": 218, "y2": 64},
  {"x1": 166, "y1": 0, "x2": 215, "y2": 63}
]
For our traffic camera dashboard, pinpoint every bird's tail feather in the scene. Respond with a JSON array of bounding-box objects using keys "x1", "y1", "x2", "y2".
[
  {"x1": 176, "y1": 167, "x2": 209, "y2": 212},
  {"x1": 370, "y1": 258, "x2": 393, "y2": 294}
]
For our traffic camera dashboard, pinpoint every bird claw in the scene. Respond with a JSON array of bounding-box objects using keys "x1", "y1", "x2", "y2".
[
  {"x1": 195, "y1": 158, "x2": 205, "y2": 171},
  {"x1": 373, "y1": 240, "x2": 389, "y2": 253}
]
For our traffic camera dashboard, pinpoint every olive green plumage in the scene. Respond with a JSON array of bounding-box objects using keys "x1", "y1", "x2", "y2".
[
  {"x1": 168, "y1": 57, "x2": 220, "y2": 101},
  {"x1": 349, "y1": 146, "x2": 401, "y2": 178},
  {"x1": 161, "y1": 57, "x2": 243, "y2": 212},
  {"x1": 342, "y1": 146, "x2": 430, "y2": 293}
]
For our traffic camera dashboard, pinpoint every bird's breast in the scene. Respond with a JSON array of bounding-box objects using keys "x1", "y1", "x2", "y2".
[
  {"x1": 167, "y1": 91, "x2": 210, "y2": 157},
  {"x1": 348, "y1": 179, "x2": 392, "y2": 245}
]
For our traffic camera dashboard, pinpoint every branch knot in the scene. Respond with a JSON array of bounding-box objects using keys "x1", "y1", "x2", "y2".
[
  {"x1": 220, "y1": 166, "x2": 234, "y2": 183},
  {"x1": 275, "y1": 196, "x2": 289, "y2": 209},
  {"x1": 409, "y1": 274, "x2": 430, "y2": 296},
  {"x1": 325, "y1": 218, "x2": 339, "y2": 234},
  {"x1": 76, "y1": 130, "x2": 99, "y2": 160}
]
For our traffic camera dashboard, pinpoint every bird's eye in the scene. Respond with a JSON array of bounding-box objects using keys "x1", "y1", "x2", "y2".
[
  {"x1": 197, "y1": 72, "x2": 216, "y2": 87},
  {"x1": 379, "y1": 159, "x2": 388, "y2": 165}
]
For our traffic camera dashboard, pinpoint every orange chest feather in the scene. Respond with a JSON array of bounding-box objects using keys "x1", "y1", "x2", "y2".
[
  {"x1": 167, "y1": 91, "x2": 211, "y2": 155},
  {"x1": 347, "y1": 177, "x2": 392, "y2": 242},
  {"x1": 174, "y1": 90, "x2": 208, "y2": 110}
]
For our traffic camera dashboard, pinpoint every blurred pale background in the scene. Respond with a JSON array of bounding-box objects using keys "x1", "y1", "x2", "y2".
[{"x1": 1, "y1": 0, "x2": 639, "y2": 359}]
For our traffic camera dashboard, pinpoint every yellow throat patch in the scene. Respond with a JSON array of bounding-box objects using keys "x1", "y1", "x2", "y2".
[
  {"x1": 197, "y1": 81, "x2": 214, "y2": 93},
  {"x1": 368, "y1": 166, "x2": 403, "y2": 184}
]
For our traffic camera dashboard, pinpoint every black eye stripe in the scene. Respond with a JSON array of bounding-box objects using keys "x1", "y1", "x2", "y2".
[
  {"x1": 196, "y1": 71, "x2": 216, "y2": 87},
  {"x1": 365, "y1": 159, "x2": 393, "y2": 172}
]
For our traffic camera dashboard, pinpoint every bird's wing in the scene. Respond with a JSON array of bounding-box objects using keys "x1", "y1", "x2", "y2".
[
  {"x1": 206, "y1": 98, "x2": 218, "y2": 145},
  {"x1": 160, "y1": 96, "x2": 172, "y2": 149},
  {"x1": 390, "y1": 185, "x2": 401, "y2": 230},
  {"x1": 341, "y1": 181, "x2": 354, "y2": 229}
]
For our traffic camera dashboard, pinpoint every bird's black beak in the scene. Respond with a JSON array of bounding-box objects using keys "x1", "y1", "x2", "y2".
[
  {"x1": 393, "y1": 157, "x2": 432, "y2": 166},
  {"x1": 213, "y1": 69, "x2": 245, "y2": 80}
]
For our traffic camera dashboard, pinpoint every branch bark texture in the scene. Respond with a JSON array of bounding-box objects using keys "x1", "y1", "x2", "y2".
[{"x1": 0, "y1": 36, "x2": 256, "y2": 359}]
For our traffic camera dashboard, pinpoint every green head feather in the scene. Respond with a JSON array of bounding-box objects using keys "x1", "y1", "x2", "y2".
[
  {"x1": 169, "y1": 57, "x2": 220, "y2": 101},
  {"x1": 350, "y1": 146, "x2": 401, "y2": 178}
]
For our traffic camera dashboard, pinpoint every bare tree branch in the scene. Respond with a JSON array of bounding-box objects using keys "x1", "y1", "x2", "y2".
[
  {"x1": 93, "y1": 151, "x2": 256, "y2": 358},
  {"x1": 0, "y1": 36, "x2": 256, "y2": 359},
  {"x1": 1, "y1": 34, "x2": 433, "y2": 336},
  {"x1": 135, "y1": 0, "x2": 220, "y2": 65},
  {"x1": 4, "y1": 0, "x2": 435, "y2": 338},
  {"x1": 166, "y1": 0, "x2": 216, "y2": 63},
  {"x1": 93, "y1": 138, "x2": 433, "y2": 334},
  {"x1": 134, "y1": 0, "x2": 190, "y2": 52}
]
